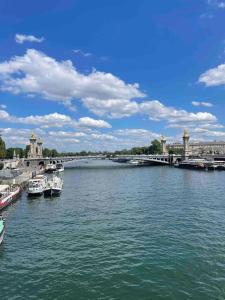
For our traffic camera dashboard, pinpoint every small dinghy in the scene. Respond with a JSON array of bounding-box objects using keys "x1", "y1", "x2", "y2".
[
  {"x1": 44, "y1": 175, "x2": 63, "y2": 197},
  {"x1": 0, "y1": 216, "x2": 5, "y2": 246}
]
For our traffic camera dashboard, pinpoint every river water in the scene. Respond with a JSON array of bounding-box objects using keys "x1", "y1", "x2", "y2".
[{"x1": 1, "y1": 160, "x2": 225, "y2": 300}]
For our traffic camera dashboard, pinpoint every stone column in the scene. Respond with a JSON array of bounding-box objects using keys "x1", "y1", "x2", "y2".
[
  {"x1": 37, "y1": 139, "x2": 43, "y2": 158},
  {"x1": 183, "y1": 130, "x2": 190, "y2": 160},
  {"x1": 160, "y1": 136, "x2": 167, "y2": 155},
  {"x1": 29, "y1": 134, "x2": 37, "y2": 158}
]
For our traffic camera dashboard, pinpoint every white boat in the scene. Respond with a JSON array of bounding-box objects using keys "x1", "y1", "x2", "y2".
[
  {"x1": 0, "y1": 185, "x2": 21, "y2": 211},
  {"x1": 45, "y1": 163, "x2": 57, "y2": 173},
  {"x1": 44, "y1": 175, "x2": 63, "y2": 197},
  {"x1": 0, "y1": 216, "x2": 5, "y2": 245},
  {"x1": 129, "y1": 160, "x2": 140, "y2": 165},
  {"x1": 56, "y1": 163, "x2": 64, "y2": 172},
  {"x1": 27, "y1": 175, "x2": 47, "y2": 196}
]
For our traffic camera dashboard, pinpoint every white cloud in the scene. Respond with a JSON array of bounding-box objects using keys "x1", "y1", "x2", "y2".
[
  {"x1": 218, "y1": 2, "x2": 225, "y2": 8},
  {"x1": 139, "y1": 100, "x2": 216, "y2": 123},
  {"x1": 0, "y1": 104, "x2": 7, "y2": 109},
  {"x1": 199, "y1": 64, "x2": 225, "y2": 86},
  {"x1": 0, "y1": 108, "x2": 112, "y2": 129},
  {"x1": 82, "y1": 98, "x2": 139, "y2": 118},
  {"x1": 0, "y1": 49, "x2": 144, "y2": 117},
  {"x1": 208, "y1": 0, "x2": 225, "y2": 8},
  {"x1": 0, "y1": 109, "x2": 10, "y2": 120},
  {"x1": 191, "y1": 101, "x2": 213, "y2": 107},
  {"x1": 16, "y1": 112, "x2": 72, "y2": 128},
  {"x1": 91, "y1": 133, "x2": 117, "y2": 141},
  {"x1": 73, "y1": 49, "x2": 92, "y2": 57},
  {"x1": 15, "y1": 34, "x2": 44, "y2": 44},
  {"x1": 78, "y1": 117, "x2": 111, "y2": 128},
  {"x1": 49, "y1": 131, "x2": 86, "y2": 138},
  {"x1": 114, "y1": 128, "x2": 160, "y2": 139}
]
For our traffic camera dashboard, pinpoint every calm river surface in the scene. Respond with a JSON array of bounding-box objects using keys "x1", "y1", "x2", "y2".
[{"x1": 1, "y1": 160, "x2": 225, "y2": 300}]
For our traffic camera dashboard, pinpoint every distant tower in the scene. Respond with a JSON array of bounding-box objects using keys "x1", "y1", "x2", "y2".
[
  {"x1": 160, "y1": 136, "x2": 167, "y2": 155},
  {"x1": 183, "y1": 129, "x2": 190, "y2": 160},
  {"x1": 28, "y1": 133, "x2": 37, "y2": 158}
]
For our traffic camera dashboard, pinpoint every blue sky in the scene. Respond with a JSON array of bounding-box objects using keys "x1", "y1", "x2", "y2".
[{"x1": 0, "y1": 0, "x2": 225, "y2": 151}]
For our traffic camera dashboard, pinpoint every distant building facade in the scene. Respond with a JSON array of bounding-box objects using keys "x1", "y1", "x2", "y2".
[
  {"x1": 27, "y1": 133, "x2": 43, "y2": 158},
  {"x1": 167, "y1": 141, "x2": 225, "y2": 155}
]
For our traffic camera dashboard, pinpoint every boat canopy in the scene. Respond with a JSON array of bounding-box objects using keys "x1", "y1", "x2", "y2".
[{"x1": 0, "y1": 185, "x2": 10, "y2": 192}]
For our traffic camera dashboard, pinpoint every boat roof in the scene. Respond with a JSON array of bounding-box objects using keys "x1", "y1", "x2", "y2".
[
  {"x1": 29, "y1": 178, "x2": 43, "y2": 182},
  {"x1": 0, "y1": 184, "x2": 10, "y2": 192},
  {"x1": 35, "y1": 175, "x2": 46, "y2": 179}
]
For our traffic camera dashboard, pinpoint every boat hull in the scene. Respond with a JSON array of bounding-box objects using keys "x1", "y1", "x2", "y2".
[
  {"x1": 27, "y1": 191, "x2": 43, "y2": 197},
  {"x1": 56, "y1": 168, "x2": 64, "y2": 173},
  {"x1": 177, "y1": 163, "x2": 205, "y2": 170},
  {"x1": 0, "y1": 187, "x2": 21, "y2": 211},
  {"x1": 44, "y1": 188, "x2": 61, "y2": 197}
]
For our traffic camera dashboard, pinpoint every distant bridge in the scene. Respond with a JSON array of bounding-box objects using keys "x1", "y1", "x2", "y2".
[
  {"x1": 1, "y1": 153, "x2": 187, "y2": 170},
  {"x1": 112, "y1": 154, "x2": 182, "y2": 165},
  {"x1": 22, "y1": 154, "x2": 183, "y2": 167}
]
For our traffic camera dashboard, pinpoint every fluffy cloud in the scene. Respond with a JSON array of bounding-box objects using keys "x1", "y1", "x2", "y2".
[
  {"x1": 207, "y1": 0, "x2": 225, "y2": 8},
  {"x1": 15, "y1": 34, "x2": 44, "y2": 44},
  {"x1": 17, "y1": 112, "x2": 72, "y2": 127},
  {"x1": 0, "y1": 108, "x2": 111, "y2": 129},
  {"x1": 0, "y1": 109, "x2": 10, "y2": 120},
  {"x1": 191, "y1": 101, "x2": 213, "y2": 107},
  {"x1": 49, "y1": 131, "x2": 86, "y2": 138},
  {"x1": 0, "y1": 104, "x2": 7, "y2": 109},
  {"x1": 82, "y1": 98, "x2": 139, "y2": 118},
  {"x1": 115, "y1": 128, "x2": 160, "y2": 139},
  {"x1": 78, "y1": 117, "x2": 111, "y2": 128},
  {"x1": 139, "y1": 100, "x2": 216, "y2": 123},
  {"x1": 199, "y1": 64, "x2": 225, "y2": 86},
  {"x1": 0, "y1": 49, "x2": 144, "y2": 117},
  {"x1": 91, "y1": 133, "x2": 117, "y2": 141}
]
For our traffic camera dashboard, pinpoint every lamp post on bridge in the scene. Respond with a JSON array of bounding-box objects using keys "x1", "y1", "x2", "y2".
[{"x1": 183, "y1": 129, "x2": 190, "y2": 160}]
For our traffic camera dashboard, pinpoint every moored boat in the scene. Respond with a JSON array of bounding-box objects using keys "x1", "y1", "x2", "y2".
[
  {"x1": 56, "y1": 163, "x2": 64, "y2": 172},
  {"x1": 27, "y1": 175, "x2": 47, "y2": 196},
  {"x1": 216, "y1": 165, "x2": 225, "y2": 171},
  {"x1": 0, "y1": 215, "x2": 5, "y2": 245},
  {"x1": 176, "y1": 159, "x2": 208, "y2": 170},
  {"x1": 129, "y1": 159, "x2": 141, "y2": 165},
  {"x1": 0, "y1": 184, "x2": 21, "y2": 211},
  {"x1": 44, "y1": 175, "x2": 63, "y2": 197},
  {"x1": 45, "y1": 163, "x2": 57, "y2": 174}
]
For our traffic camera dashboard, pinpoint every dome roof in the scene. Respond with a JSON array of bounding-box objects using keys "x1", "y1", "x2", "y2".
[{"x1": 30, "y1": 133, "x2": 37, "y2": 140}]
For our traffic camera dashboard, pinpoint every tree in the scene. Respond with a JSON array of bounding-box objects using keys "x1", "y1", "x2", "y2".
[
  {"x1": 0, "y1": 137, "x2": 6, "y2": 158},
  {"x1": 6, "y1": 147, "x2": 24, "y2": 159},
  {"x1": 168, "y1": 148, "x2": 183, "y2": 155},
  {"x1": 24, "y1": 145, "x2": 30, "y2": 158},
  {"x1": 149, "y1": 139, "x2": 162, "y2": 154},
  {"x1": 43, "y1": 148, "x2": 59, "y2": 158}
]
